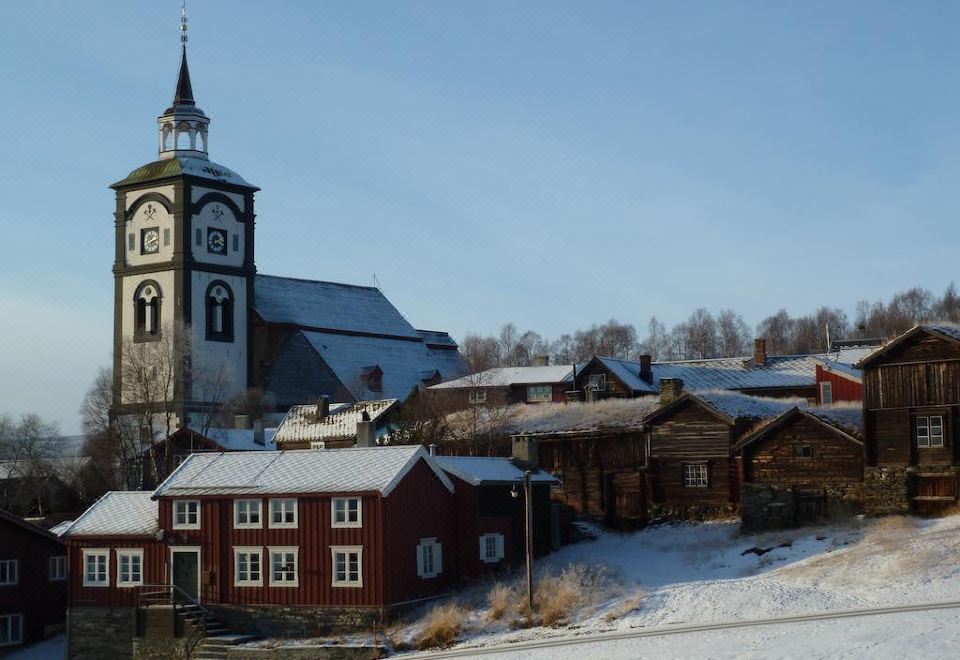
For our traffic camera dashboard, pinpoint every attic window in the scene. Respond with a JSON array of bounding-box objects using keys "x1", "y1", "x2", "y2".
[
  {"x1": 360, "y1": 366, "x2": 383, "y2": 393},
  {"x1": 794, "y1": 446, "x2": 813, "y2": 459}
]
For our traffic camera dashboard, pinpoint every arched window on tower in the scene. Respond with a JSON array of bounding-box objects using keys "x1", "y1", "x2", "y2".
[
  {"x1": 206, "y1": 282, "x2": 234, "y2": 342},
  {"x1": 134, "y1": 282, "x2": 162, "y2": 342}
]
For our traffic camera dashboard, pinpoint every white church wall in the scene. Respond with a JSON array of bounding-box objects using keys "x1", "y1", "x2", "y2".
[
  {"x1": 191, "y1": 186, "x2": 245, "y2": 211},
  {"x1": 124, "y1": 190, "x2": 176, "y2": 268},
  {"x1": 190, "y1": 201, "x2": 245, "y2": 268},
  {"x1": 189, "y1": 270, "x2": 248, "y2": 402}
]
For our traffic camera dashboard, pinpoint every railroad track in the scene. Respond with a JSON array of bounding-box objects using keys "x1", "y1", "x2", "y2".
[{"x1": 402, "y1": 599, "x2": 960, "y2": 658}]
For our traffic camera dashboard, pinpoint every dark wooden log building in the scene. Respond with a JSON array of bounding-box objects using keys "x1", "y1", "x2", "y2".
[
  {"x1": 735, "y1": 407, "x2": 865, "y2": 530},
  {"x1": 857, "y1": 324, "x2": 960, "y2": 514}
]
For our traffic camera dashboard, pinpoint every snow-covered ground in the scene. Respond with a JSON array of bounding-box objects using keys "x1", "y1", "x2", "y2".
[
  {"x1": 7, "y1": 634, "x2": 63, "y2": 659},
  {"x1": 396, "y1": 514, "x2": 960, "y2": 657}
]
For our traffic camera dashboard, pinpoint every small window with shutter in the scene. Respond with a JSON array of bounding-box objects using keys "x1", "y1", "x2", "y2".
[
  {"x1": 479, "y1": 533, "x2": 505, "y2": 563},
  {"x1": 416, "y1": 538, "x2": 443, "y2": 579}
]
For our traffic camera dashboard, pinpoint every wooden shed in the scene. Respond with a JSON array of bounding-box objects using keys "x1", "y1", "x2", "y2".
[
  {"x1": 735, "y1": 407, "x2": 865, "y2": 530},
  {"x1": 0, "y1": 509, "x2": 67, "y2": 650},
  {"x1": 857, "y1": 324, "x2": 960, "y2": 514}
]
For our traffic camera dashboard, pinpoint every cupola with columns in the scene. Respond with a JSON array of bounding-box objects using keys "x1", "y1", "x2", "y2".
[{"x1": 158, "y1": 7, "x2": 209, "y2": 159}]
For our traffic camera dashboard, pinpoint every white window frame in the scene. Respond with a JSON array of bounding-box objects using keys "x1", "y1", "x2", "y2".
[
  {"x1": 49, "y1": 555, "x2": 67, "y2": 581},
  {"x1": 417, "y1": 538, "x2": 443, "y2": 579},
  {"x1": 310, "y1": 441, "x2": 327, "y2": 450},
  {"x1": 268, "y1": 546, "x2": 299, "y2": 587},
  {"x1": 468, "y1": 389, "x2": 487, "y2": 405},
  {"x1": 116, "y1": 549, "x2": 144, "y2": 588},
  {"x1": 683, "y1": 463, "x2": 709, "y2": 488},
  {"x1": 268, "y1": 498, "x2": 298, "y2": 529},
  {"x1": 234, "y1": 499, "x2": 263, "y2": 529},
  {"x1": 820, "y1": 381, "x2": 833, "y2": 404},
  {"x1": 0, "y1": 560, "x2": 17, "y2": 586},
  {"x1": 172, "y1": 500, "x2": 201, "y2": 530},
  {"x1": 330, "y1": 546, "x2": 363, "y2": 588},
  {"x1": 233, "y1": 547, "x2": 264, "y2": 587},
  {"x1": 588, "y1": 373, "x2": 607, "y2": 391},
  {"x1": 0, "y1": 613, "x2": 22, "y2": 647},
  {"x1": 82, "y1": 549, "x2": 110, "y2": 587},
  {"x1": 331, "y1": 497, "x2": 362, "y2": 528},
  {"x1": 526, "y1": 384, "x2": 553, "y2": 403},
  {"x1": 917, "y1": 415, "x2": 945, "y2": 448},
  {"x1": 479, "y1": 533, "x2": 505, "y2": 563}
]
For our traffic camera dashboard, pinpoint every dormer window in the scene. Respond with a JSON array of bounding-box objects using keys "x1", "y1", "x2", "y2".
[
  {"x1": 134, "y1": 282, "x2": 162, "y2": 342},
  {"x1": 205, "y1": 282, "x2": 234, "y2": 342},
  {"x1": 360, "y1": 366, "x2": 383, "y2": 393}
]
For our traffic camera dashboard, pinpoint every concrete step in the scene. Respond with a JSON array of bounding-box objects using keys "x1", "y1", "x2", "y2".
[{"x1": 200, "y1": 634, "x2": 257, "y2": 646}]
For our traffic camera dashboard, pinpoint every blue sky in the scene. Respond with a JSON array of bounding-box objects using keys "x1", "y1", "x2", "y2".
[{"x1": 2, "y1": 1, "x2": 960, "y2": 433}]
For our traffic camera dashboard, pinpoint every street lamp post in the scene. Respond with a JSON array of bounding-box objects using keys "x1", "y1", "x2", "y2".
[{"x1": 513, "y1": 470, "x2": 535, "y2": 619}]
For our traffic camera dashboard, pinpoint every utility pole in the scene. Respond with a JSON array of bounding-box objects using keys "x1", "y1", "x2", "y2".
[{"x1": 524, "y1": 470, "x2": 533, "y2": 616}]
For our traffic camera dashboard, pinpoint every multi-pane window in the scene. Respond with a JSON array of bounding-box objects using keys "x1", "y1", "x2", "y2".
[
  {"x1": 234, "y1": 499, "x2": 262, "y2": 528},
  {"x1": 49, "y1": 556, "x2": 66, "y2": 581},
  {"x1": 0, "y1": 614, "x2": 22, "y2": 647},
  {"x1": 234, "y1": 548, "x2": 263, "y2": 586},
  {"x1": 0, "y1": 560, "x2": 17, "y2": 586},
  {"x1": 332, "y1": 498, "x2": 362, "y2": 528},
  {"x1": 82, "y1": 550, "x2": 109, "y2": 587},
  {"x1": 116, "y1": 550, "x2": 143, "y2": 587},
  {"x1": 820, "y1": 382, "x2": 833, "y2": 405},
  {"x1": 526, "y1": 385, "x2": 553, "y2": 403},
  {"x1": 173, "y1": 500, "x2": 200, "y2": 529},
  {"x1": 683, "y1": 463, "x2": 708, "y2": 488},
  {"x1": 479, "y1": 533, "x2": 505, "y2": 563},
  {"x1": 794, "y1": 446, "x2": 813, "y2": 459},
  {"x1": 331, "y1": 547, "x2": 363, "y2": 587},
  {"x1": 417, "y1": 538, "x2": 443, "y2": 579},
  {"x1": 269, "y1": 499, "x2": 298, "y2": 528},
  {"x1": 916, "y1": 416, "x2": 945, "y2": 448},
  {"x1": 269, "y1": 547, "x2": 298, "y2": 587},
  {"x1": 468, "y1": 390, "x2": 487, "y2": 405},
  {"x1": 588, "y1": 374, "x2": 607, "y2": 391}
]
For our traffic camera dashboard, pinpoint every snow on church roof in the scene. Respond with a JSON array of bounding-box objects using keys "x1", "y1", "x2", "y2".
[
  {"x1": 301, "y1": 331, "x2": 461, "y2": 400},
  {"x1": 254, "y1": 275, "x2": 421, "y2": 339},
  {"x1": 153, "y1": 445, "x2": 453, "y2": 497}
]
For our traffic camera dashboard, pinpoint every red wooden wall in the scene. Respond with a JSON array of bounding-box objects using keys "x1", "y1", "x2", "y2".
[{"x1": 816, "y1": 365, "x2": 863, "y2": 404}]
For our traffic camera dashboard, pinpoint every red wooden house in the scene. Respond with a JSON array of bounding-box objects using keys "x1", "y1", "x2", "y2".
[
  {"x1": 0, "y1": 509, "x2": 67, "y2": 651},
  {"x1": 433, "y1": 456, "x2": 558, "y2": 578},
  {"x1": 62, "y1": 446, "x2": 458, "y2": 652}
]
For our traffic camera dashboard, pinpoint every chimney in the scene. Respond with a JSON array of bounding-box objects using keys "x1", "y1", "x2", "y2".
[
  {"x1": 315, "y1": 396, "x2": 330, "y2": 420},
  {"x1": 639, "y1": 354, "x2": 652, "y2": 383},
  {"x1": 253, "y1": 419, "x2": 265, "y2": 446},
  {"x1": 511, "y1": 435, "x2": 539, "y2": 470},
  {"x1": 753, "y1": 338, "x2": 767, "y2": 366},
  {"x1": 532, "y1": 355, "x2": 550, "y2": 367},
  {"x1": 356, "y1": 420, "x2": 376, "y2": 448},
  {"x1": 659, "y1": 378, "x2": 684, "y2": 405},
  {"x1": 428, "y1": 443, "x2": 437, "y2": 456},
  {"x1": 233, "y1": 414, "x2": 250, "y2": 430}
]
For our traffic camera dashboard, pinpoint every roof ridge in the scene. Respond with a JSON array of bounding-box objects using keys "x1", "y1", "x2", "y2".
[{"x1": 257, "y1": 273, "x2": 380, "y2": 291}]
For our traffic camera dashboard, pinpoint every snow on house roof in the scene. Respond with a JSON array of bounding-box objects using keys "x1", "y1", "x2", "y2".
[
  {"x1": 431, "y1": 365, "x2": 578, "y2": 389},
  {"x1": 153, "y1": 445, "x2": 454, "y2": 497},
  {"x1": 814, "y1": 358, "x2": 862, "y2": 382},
  {"x1": 301, "y1": 331, "x2": 464, "y2": 400},
  {"x1": 928, "y1": 323, "x2": 960, "y2": 342},
  {"x1": 48, "y1": 520, "x2": 73, "y2": 537},
  {"x1": 61, "y1": 491, "x2": 159, "y2": 538},
  {"x1": 275, "y1": 399, "x2": 398, "y2": 444},
  {"x1": 254, "y1": 275, "x2": 421, "y2": 339},
  {"x1": 447, "y1": 398, "x2": 657, "y2": 439},
  {"x1": 0, "y1": 509, "x2": 60, "y2": 542},
  {"x1": 807, "y1": 404, "x2": 864, "y2": 436},
  {"x1": 689, "y1": 390, "x2": 801, "y2": 422},
  {"x1": 434, "y1": 456, "x2": 560, "y2": 486}
]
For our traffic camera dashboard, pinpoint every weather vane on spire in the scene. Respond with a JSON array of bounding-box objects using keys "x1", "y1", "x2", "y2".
[{"x1": 180, "y1": 1, "x2": 189, "y2": 46}]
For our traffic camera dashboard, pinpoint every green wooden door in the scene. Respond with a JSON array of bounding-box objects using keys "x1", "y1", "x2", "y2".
[{"x1": 172, "y1": 551, "x2": 199, "y2": 602}]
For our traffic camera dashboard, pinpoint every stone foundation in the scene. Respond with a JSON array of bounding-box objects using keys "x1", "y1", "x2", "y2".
[
  {"x1": 66, "y1": 606, "x2": 137, "y2": 660},
  {"x1": 208, "y1": 605, "x2": 384, "y2": 639},
  {"x1": 648, "y1": 503, "x2": 738, "y2": 522},
  {"x1": 227, "y1": 645, "x2": 382, "y2": 659},
  {"x1": 740, "y1": 483, "x2": 864, "y2": 532},
  {"x1": 132, "y1": 637, "x2": 190, "y2": 660},
  {"x1": 864, "y1": 467, "x2": 910, "y2": 515}
]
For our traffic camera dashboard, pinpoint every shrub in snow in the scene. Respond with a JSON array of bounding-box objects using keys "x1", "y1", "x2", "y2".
[
  {"x1": 487, "y1": 582, "x2": 514, "y2": 622},
  {"x1": 416, "y1": 603, "x2": 466, "y2": 650}
]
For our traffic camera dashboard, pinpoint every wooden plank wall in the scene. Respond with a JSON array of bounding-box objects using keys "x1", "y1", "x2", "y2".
[{"x1": 743, "y1": 416, "x2": 863, "y2": 486}]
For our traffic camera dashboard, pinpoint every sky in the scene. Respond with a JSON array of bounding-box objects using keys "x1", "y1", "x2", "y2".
[{"x1": 2, "y1": 1, "x2": 960, "y2": 434}]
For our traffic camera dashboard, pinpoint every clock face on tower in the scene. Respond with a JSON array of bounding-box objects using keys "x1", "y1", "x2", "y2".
[
  {"x1": 141, "y1": 227, "x2": 160, "y2": 254},
  {"x1": 207, "y1": 228, "x2": 227, "y2": 255}
]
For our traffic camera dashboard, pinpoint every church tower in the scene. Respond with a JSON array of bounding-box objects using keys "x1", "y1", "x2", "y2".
[{"x1": 111, "y1": 10, "x2": 258, "y2": 427}]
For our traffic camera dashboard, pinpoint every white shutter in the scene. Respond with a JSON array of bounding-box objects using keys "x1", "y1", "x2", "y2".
[
  {"x1": 495, "y1": 534, "x2": 505, "y2": 561},
  {"x1": 416, "y1": 544, "x2": 424, "y2": 577},
  {"x1": 435, "y1": 542, "x2": 443, "y2": 576},
  {"x1": 479, "y1": 536, "x2": 487, "y2": 561}
]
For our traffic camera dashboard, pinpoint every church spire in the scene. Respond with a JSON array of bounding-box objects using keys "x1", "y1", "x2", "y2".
[{"x1": 157, "y1": 1, "x2": 209, "y2": 160}]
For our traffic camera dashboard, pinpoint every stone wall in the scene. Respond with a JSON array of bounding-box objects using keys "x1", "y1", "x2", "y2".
[
  {"x1": 209, "y1": 605, "x2": 383, "y2": 639},
  {"x1": 227, "y1": 645, "x2": 382, "y2": 659},
  {"x1": 132, "y1": 637, "x2": 190, "y2": 660},
  {"x1": 741, "y1": 483, "x2": 864, "y2": 532},
  {"x1": 648, "y1": 503, "x2": 738, "y2": 522},
  {"x1": 66, "y1": 607, "x2": 136, "y2": 660},
  {"x1": 864, "y1": 467, "x2": 910, "y2": 515}
]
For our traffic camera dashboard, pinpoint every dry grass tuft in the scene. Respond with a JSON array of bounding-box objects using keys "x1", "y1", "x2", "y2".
[
  {"x1": 865, "y1": 515, "x2": 918, "y2": 551},
  {"x1": 487, "y1": 583, "x2": 514, "y2": 622},
  {"x1": 416, "y1": 603, "x2": 466, "y2": 650},
  {"x1": 603, "y1": 588, "x2": 646, "y2": 623},
  {"x1": 534, "y1": 563, "x2": 611, "y2": 627}
]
